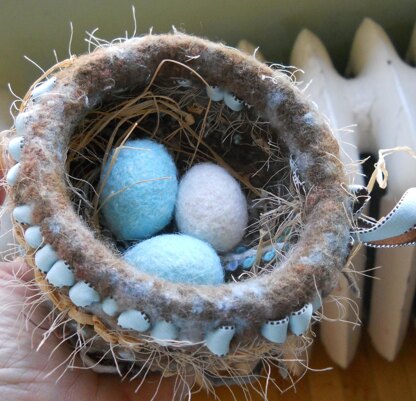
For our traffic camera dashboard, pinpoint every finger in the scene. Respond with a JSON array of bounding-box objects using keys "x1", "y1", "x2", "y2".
[{"x1": 0, "y1": 258, "x2": 34, "y2": 285}]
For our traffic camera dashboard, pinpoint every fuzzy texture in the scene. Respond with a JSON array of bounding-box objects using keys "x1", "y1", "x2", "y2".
[
  {"x1": 175, "y1": 163, "x2": 248, "y2": 253},
  {"x1": 100, "y1": 139, "x2": 178, "y2": 240},
  {"x1": 12, "y1": 33, "x2": 351, "y2": 339},
  {"x1": 124, "y1": 234, "x2": 224, "y2": 285}
]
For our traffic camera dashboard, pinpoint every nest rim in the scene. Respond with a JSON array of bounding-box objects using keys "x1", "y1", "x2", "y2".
[{"x1": 8, "y1": 33, "x2": 351, "y2": 346}]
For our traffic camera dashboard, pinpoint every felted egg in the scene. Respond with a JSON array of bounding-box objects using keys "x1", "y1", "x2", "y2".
[
  {"x1": 175, "y1": 163, "x2": 248, "y2": 253},
  {"x1": 99, "y1": 139, "x2": 178, "y2": 240},
  {"x1": 123, "y1": 234, "x2": 224, "y2": 285}
]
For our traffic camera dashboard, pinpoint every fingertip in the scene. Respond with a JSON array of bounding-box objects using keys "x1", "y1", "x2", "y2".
[{"x1": 0, "y1": 258, "x2": 33, "y2": 282}]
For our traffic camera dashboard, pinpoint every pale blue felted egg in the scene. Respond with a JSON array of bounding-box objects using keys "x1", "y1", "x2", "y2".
[
  {"x1": 100, "y1": 139, "x2": 178, "y2": 240},
  {"x1": 123, "y1": 234, "x2": 224, "y2": 285}
]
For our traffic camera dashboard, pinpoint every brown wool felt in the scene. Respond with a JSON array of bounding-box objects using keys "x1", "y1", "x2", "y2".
[{"x1": 10, "y1": 34, "x2": 351, "y2": 346}]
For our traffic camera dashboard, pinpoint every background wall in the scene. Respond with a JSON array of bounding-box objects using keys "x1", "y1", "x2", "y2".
[
  {"x1": 0, "y1": 2, "x2": 415, "y2": 394},
  {"x1": 1, "y1": 0, "x2": 415, "y2": 97}
]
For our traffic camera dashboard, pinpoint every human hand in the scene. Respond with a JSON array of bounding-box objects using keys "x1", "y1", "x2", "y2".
[{"x1": 0, "y1": 260, "x2": 190, "y2": 401}]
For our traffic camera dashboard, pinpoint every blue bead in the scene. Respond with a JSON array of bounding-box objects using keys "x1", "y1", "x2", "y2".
[
  {"x1": 276, "y1": 227, "x2": 291, "y2": 242},
  {"x1": 234, "y1": 245, "x2": 247, "y2": 254},
  {"x1": 242, "y1": 256, "x2": 255, "y2": 270},
  {"x1": 276, "y1": 241, "x2": 289, "y2": 253},
  {"x1": 262, "y1": 250, "x2": 276, "y2": 262},
  {"x1": 100, "y1": 139, "x2": 178, "y2": 241},
  {"x1": 226, "y1": 260, "x2": 239, "y2": 272}
]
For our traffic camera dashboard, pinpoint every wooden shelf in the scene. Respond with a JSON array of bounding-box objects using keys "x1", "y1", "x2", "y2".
[{"x1": 193, "y1": 327, "x2": 416, "y2": 401}]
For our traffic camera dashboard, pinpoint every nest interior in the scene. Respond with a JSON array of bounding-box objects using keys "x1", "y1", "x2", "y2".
[
  {"x1": 66, "y1": 67, "x2": 300, "y2": 280},
  {"x1": 5, "y1": 33, "x2": 353, "y2": 385}
]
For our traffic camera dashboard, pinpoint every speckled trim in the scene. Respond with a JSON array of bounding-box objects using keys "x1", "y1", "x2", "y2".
[{"x1": 9, "y1": 33, "x2": 351, "y2": 344}]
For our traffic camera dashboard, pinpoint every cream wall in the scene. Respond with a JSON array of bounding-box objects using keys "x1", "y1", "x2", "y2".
[{"x1": 0, "y1": 0, "x2": 415, "y2": 126}]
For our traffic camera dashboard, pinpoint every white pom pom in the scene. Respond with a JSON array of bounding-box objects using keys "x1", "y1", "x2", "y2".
[
  {"x1": 24, "y1": 226, "x2": 44, "y2": 249},
  {"x1": 6, "y1": 163, "x2": 20, "y2": 186},
  {"x1": 224, "y1": 92, "x2": 244, "y2": 111},
  {"x1": 31, "y1": 77, "x2": 56, "y2": 98},
  {"x1": 69, "y1": 281, "x2": 100, "y2": 307},
  {"x1": 118, "y1": 310, "x2": 150, "y2": 332},
  {"x1": 46, "y1": 260, "x2": 75, "y2": 288},
  {"x1": 13, "y1": 204, "x2": 33, "y2": 225},
  {"x1": 150, "y1": 320, "x2": 178, "y2": 345},
  {"x1": 15, "y1": 114, "x2": 27, "y2": 136},
  {"x1": 206, "y1": 85, "x2": 224, "y2": 101},
  {"x1": 175, "y1": 163, "x2": 248, "y2": 252},
  {"x1": 8, "y1": 136, "x2": 24, "y2": 162},
  {"x1": 35, "y1": 244, "x2": 58, "y2": 273},
  {"x1": 102, "y1": 297, "x2": 119, "y2": 317}
]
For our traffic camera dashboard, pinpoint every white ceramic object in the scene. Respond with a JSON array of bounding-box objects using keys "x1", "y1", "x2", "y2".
[{"x1": 349, "y1": 20, "x2": 416, "y2": 362}]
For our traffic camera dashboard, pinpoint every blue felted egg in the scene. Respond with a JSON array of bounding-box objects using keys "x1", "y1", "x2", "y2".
[
  {"x1": 123, "y1": 234, "x2": 224, "y2": 285},
  {"x1": 99, "y1": 139, "x2": 178, "y2": 240}
]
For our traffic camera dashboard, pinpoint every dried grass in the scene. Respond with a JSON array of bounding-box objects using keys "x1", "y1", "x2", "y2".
[{"x1": 64, "y1": 58, "x2": 305, "y2": 283}]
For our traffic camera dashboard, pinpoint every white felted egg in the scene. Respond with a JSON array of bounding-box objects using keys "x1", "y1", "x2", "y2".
[
  {"x1": 124, "y1": 234, "x2": 224, "y2": 285},
  {"x1": 175, "y1": 163, "x2": 248, "y2": 253},
  {"x1": 99, "y1": 139, "x2": 178, "y2": 241}
]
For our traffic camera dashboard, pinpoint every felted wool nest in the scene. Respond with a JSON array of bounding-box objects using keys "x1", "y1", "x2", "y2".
[{"x1": 2, "y1": 33, "x2": 353, "y2": 392}]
